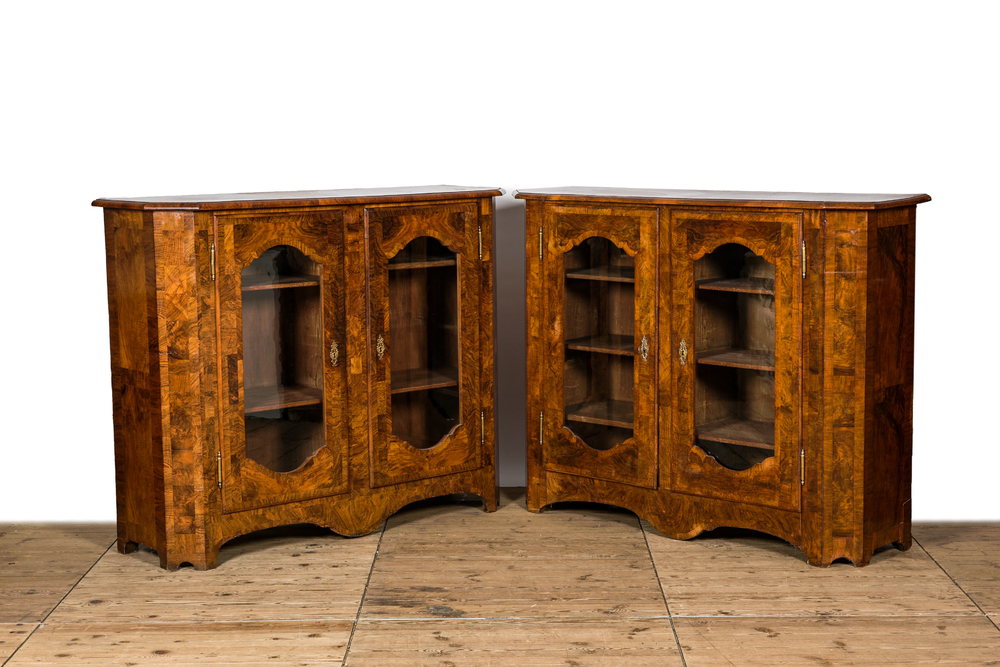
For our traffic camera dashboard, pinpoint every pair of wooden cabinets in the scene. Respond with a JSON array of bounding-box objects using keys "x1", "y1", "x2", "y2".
[
  {"x1": 96, "y1": 187, "x2": 500, "y2": 569},
  {"x1": 518, "y1": 187, "x2": 929, "y2": 567}
]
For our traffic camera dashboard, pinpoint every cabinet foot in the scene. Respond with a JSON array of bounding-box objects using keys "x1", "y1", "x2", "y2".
[{"x1": 117, "y1": 538, "x2": 138, "y2": 554}]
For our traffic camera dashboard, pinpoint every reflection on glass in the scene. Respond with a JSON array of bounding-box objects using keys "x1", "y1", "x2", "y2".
[
  {"x1": 388, "y1": 237, "x2": 460, "y2": 449},
  {"x1": 242, "y1": 245, "x2": 325, "y2": 473},
  {"x1": 563, "y1": 237, "x2": 635, "y2": 451},
  {"x1": 694, "y1": 243, "x2": 776, "y2": 471}
]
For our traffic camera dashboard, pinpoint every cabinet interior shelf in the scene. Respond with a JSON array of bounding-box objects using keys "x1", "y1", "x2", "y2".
[
  {"x1": 242, "y1": 275, "x2": 321, "y2": 291},
  {"x1": 566, "y1": 399, "x2": 634, "y2": 429},
  {"x1": 390, "y1": 366, "x2": 459, "y2": 394},
  {"x1": 696, "y1": 277, "x2": 774, "y2": 295},
  {"x1": 697, "y1": 418, "x2": 775, "y2": 450},
  {"x1": 697, "y1": 348, "x2": 775, "y2": 371},
  {"x1": 565, "y1": 334, "x2": 635, "y2": 356},
  {"x1": 244, "y1": 384, "x2": 323, "y2": 414},
  {"x1": 388, "y1": 257, "x2": 457, "y2": 270},
  {"x1": 565, "y1": 266, "x2": 635, "y2": 283}
]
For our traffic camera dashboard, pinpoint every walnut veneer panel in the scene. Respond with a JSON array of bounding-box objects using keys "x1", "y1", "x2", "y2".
[{"x1": 520, "y1": 188, "x2": 929, "y2": 567}]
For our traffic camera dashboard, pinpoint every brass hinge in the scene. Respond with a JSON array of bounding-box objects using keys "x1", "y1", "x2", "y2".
[
  {"x1": 480, "y1": 411, "x2": 485, "y2": 446},
  {"x1": 539, "y1": 411, "x2": 544, "y2": 446},
  {"x1": 217, "y1": 450, "x2": 223, "y2": 489},
  {"x1": 800, "y1": 448, "x2": 805, "y2": 486},
  {"x1": 801, "y1": 238, "x2": 806, "y2": 279},
  {"x1": 539, "y1": 227, "x2": 543, "y2": 261},
  {"x1": 210, "y1": 241, "x2": 216, "y2": 281},
  {"x1": 478, "y1": 225, "x2": 483, "y2": 260}
]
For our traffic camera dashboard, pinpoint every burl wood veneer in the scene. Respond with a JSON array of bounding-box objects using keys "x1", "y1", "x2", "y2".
[
  {"x1": 517, "y1": 187, "x2": 930, "y2": 567},
  {"x1": 96, "y1": 186, "x2": 501, "y2": 569}
]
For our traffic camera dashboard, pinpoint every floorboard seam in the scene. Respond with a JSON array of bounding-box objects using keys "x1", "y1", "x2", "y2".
[
  {"x1": 341, "y1": 520, "x2": 386, "y2": 667},
  {"x1": 641, "y1": 521, "x2": 688, "y2": 667},
  {"x1": 913, "y1": 535, "x2": 991, "y2": 618},
  {"x1": 4, "y1": 539, "x2": 113, "y2": 665}
]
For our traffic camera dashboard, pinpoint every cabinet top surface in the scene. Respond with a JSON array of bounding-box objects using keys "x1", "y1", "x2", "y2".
[
  {"x1": 93, "y1": 185, "x2": 505, "y2": 211},
  {"x1": 514, "y1": 187, "x2": 931, "y2": 209}
]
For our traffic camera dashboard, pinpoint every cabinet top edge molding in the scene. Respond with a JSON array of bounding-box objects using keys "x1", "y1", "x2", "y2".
[
  {"x1": 93, "y1": 185, "x2": 505, "y2": 211},
  {"x1": 513, "y1": 186, "x2": 931, "y2": 210}
]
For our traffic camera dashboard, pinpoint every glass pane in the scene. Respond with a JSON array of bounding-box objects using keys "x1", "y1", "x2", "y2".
[
  {"x1": 242, "y1": 245, "x2": 325, "y2": 473},
  {"x1": 563, "y1": 237, "x2": 635, "y2": 451},
  {"x1": 693, "y1": 243, "x2": 776, "y2": 471},
  {"x1": 388, "y1": 237, "x2": 460, "y2": 449}
]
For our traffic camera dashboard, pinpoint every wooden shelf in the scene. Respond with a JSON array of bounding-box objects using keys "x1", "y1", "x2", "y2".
[
  {"x1": 565, "y1": 334, "x2": 635, "y2": 356},
  {"x1": 565, "y1": 265, "x2": 635, "y2": 283},
  {"x1": 242, "y1": 274, "x2": 320, "y2": 291},
  {"x1": 388, "y1": 256, "x2": 456, "y2": 270},
  {"x1": 566, "y1": 399, "x2": 634, "y2": 429},
  {"x1": 697, "y1": 418, "x2": 774, "y2": 450},
  {"x1": 244, "y1": 384, "x2": 323, "y2": 414},
  {"x1": 697, "y1": 277, "x2": 774, "y2": 295},
  {"x1": 244, "y1": 416, "x2": 324, "y2": 473},
  {"x1": 390, "y1": 366, "x2": 459, "y2": 394},
  {"x1": 697, "y1": 348, "x2": 775, "y2": 371}
]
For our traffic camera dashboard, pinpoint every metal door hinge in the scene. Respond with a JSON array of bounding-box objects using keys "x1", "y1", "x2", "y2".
[
  {"x1": 801, "y1": 238, "x2": 806, "y2": 279},
  {"x1": 539, "y1": 227, "x2": 543, "y2": 261},
  {"x1": 478, "y1": 225, "x2": 483, "y2": 260},
  {"x1": 217, "y1": 450, "x2": 223, "y2": 489},
  {"x1": 210, "y1": 241, "x2": 216, "y2": 281},
  {"x1": 480, "y1": 411, "x2": 485, "y2": 446},
  {"x1": 800, "y1": 448, "x2": 805, "y2": 486},
  {"x1": 539, "y1": 411, "x2": 544, "y2": 446}
]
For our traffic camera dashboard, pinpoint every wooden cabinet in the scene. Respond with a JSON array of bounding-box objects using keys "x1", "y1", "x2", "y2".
[
  {"x1": 518, "y1": 187, "x2": 930, "y2": 567},
  {"x1": 96, "y1": 186, "x2": 501, "y2": 570}
]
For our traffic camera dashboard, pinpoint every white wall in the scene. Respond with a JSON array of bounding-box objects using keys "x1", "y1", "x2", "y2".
[{"x1": 1, "y1": 1, "x2": 996, "y2": 521}]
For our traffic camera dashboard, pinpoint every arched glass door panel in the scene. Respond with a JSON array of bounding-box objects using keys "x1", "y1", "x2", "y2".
[
  {"x1": 387, "y1": 236, "x2": 460, "y2": 449},
  {"x1": 694, "y1": 243, "x2": 775, "y2": 471},
  {"x1": 562, "y1": 236, "x2": 636, "y2": 451},
  {"x1": 241, "y1": 245, "x2": 325, "y2": 473}
]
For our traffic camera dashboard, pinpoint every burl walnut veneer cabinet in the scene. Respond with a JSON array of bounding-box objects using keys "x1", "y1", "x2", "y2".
[
  {"x1": 95, "y1": 186, "x2": 502, "y2": 569},
  {"x1": 517, "y1": 187, "x2": 930, "y2": 567}
]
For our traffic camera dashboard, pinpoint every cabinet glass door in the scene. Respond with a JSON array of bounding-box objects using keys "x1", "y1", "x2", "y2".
[
  {"x1": 219, "y1": 211, "x2": 349, "y2": 512},
  {"x1": 542, "y1": 205, "x2": 657, "y2": 488},
  {"x1": 367, "y1": 203, "x2": 482, "y2": 486},
  {"x1": 670, "y1": 209, "x2": 801, "y2": 510}
]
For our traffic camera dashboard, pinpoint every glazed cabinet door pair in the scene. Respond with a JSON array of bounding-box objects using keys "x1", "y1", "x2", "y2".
[
  {"x1": 539, "y1": 205, "x2": 802, "y2": 510},
  {"x1": 216, "y1": 203, "x2": 485, "y2": 512}
]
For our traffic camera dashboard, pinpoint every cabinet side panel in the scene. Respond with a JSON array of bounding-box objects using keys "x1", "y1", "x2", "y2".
[
  {"x1": 153, "y1": 211, "x2": 207, "y2": 566},
  {"x1": 823, "y1": 210, "x2": 868, "y2": 561},
  {"x1": 863, "y1": 206, "x2": 915, "y2": 551},
  {"x1": 479, "y1": 197, "x2": 499, "y2": 507},
  {"x1": 105, "y1": 209, "x2": 159, "y2": 550}
]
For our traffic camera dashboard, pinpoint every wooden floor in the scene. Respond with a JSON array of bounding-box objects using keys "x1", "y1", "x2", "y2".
[{"x1": 2, "y1": 489, "x2": 998, "y2": 665}]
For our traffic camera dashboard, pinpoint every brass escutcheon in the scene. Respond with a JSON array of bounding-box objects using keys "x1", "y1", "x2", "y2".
[
  {"x1": 376, "y1": 334, "x2": 386, "y2": 361},
  {"x1": 330, "y1": 340, "x2": 339, "y2": 367},
  {"x1": 639, "y1": 335, "x2": 649, "y2": 362},
  {"x1": 679, "y1": 338, "x2": 688, "y2": 366}
]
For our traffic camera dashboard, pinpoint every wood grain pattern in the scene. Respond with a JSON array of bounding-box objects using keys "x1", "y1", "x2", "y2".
[
  {"x1": 522, "y1": 189, "x2": 927, "y2": 567},
  {"x1": 100, "y1": 190, "x2": 499, "y2": 570},
  {"x1": 0, "y1": 624, "x2": 36, "y2": 663},
  {"x1": 673, "y1": 616, "x2": 1000, "y2": 666},
  {"x1": 362, "y1": 490, "x2": 666, "y2": 619},
  {"x1": 642, "y1": 521, "x2": 976, "y2": 617},
  {"x1": 0, "y1": 524, "x2": 115, "y2": 623},
  {"x1": 346, "y1": 618, "x2": 683, "y2": 666},
  {"x1": 5, "y1": 621, "x2": 353, "y2": 666},
  {"x1": 914, "y1": 523, "x2": 1000, "y2": 615},
  {"x1": 47, "y1": 526, "x2": 380, "y2": 623}
]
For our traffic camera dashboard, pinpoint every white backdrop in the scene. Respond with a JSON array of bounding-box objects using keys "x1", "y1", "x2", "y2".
[{"x1": 1, "y1": 2, "x2": 997, "y2": 521}]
